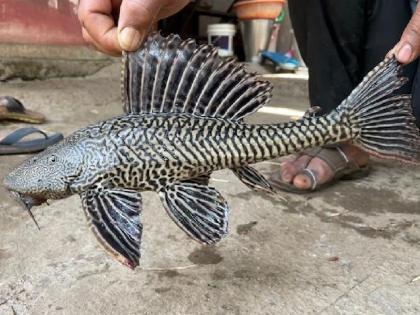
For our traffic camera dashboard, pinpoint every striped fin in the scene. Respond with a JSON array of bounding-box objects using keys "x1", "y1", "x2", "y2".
[
  {"x1": 80, "y1": 188, "x2": 142, "y2": 269},
  {"x1": 232, "y1": 166, "x2": 275, "y2": 194},
  {"x1": 335, "y1": 57, "x2": 420, "y2": 163},
  {"x1": 159, "y1": 180, "x2": 229, "y2": 244},
  {"x1": 122, "y1": 32, "x2": 272, "y2": 120}
]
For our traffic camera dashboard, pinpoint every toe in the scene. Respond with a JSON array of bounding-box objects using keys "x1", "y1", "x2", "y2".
[
  {"x1": 279, "y1": 155, "x2": 312, "y2": 182},
  {"x1": 293, "y1": 171, "x2": 314, "y2": 190},
  {"x1": 293, "y1": 157, "x2": 334, "y2": 190},
  {"x1": 280, "y1": 161, "x2": 297, "y2": 183},
  {"x1": 294, "y1": 155, "x2": 312, "y2": 169}
]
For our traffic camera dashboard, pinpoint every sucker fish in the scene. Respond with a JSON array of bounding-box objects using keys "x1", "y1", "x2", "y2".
[{"x1": 3, "y1": 33, "x2": 420, "y2": 269}]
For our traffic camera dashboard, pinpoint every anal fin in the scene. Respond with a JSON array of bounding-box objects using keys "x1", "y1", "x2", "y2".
[
  {"x1": 159, "y1": 179, "x2": 229, "y2": 244},
  {"x1": 80, "y1": 188, "x2": 142, "y2": 269}
]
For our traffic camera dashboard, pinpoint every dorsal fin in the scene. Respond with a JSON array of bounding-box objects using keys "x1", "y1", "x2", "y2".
[{"x1": 122, "y1": 32, "x2": 272, "y2": 120}]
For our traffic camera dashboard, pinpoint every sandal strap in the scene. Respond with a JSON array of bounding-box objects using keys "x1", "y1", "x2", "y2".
[
  {"x1": 0, "y1": 128, "x2": 48, "y2": 145},
  {"x1": 301, "y1": 168, "x2": 317, "y2": 190},
  {"x1": 296, "y1": 146, "x2": 364, "y2": 191},
  {"x1": 336, "y1": 146, "x2": 349, "y2": 163},
  {"x1": 302, "y1": 146, "x2": 360, "y2": 173}
]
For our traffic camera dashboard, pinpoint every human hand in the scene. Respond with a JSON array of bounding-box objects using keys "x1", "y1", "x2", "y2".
[
  {"x1": 78, "y1": 0, "x2": 189, "y2": 56},
  {"x1": 389, "y1": 5, "x2": 420, "y2": 64}
]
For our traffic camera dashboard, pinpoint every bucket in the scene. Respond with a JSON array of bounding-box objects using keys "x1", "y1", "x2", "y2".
[
  {"x1": 207, "y1": 24, "x2": 236, "y2": 57},
  {"x1": 239, "y1": 19, "x2": 273, "y2": 63}
]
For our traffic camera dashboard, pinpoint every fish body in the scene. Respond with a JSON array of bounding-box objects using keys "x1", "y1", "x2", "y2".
[
  {"x1": 55, "y1": 112, "x2": 350, "y2": 194},
  {"x1": 4, "y1": 33, "x2": 420, "y2": 269}
]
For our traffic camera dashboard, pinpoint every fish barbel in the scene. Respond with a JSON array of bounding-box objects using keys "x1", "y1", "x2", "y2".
[{"x1": 3, "y1": 33, "x2": 420, "y2": 269}]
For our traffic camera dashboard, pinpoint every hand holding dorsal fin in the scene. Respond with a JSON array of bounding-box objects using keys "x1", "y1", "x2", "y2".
[
  {"x1": 122, "y1": 32, "x2": 272, "y2": 120},
  {"x1": 159, "y1": 179, "x2": 229, "y2": 244},
  {"x1": 80, "y1": 188, "x2": 142, "y2": 269}
]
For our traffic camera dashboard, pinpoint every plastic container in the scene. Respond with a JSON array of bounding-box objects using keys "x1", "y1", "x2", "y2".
[
  {"x1": 207, "y1": 24, "x2": 236, "y2": 57},
  {"x1": 233, "y1": 0, "x2": 284, "y2": 20},
  {"x1": 239, "y1": 19, "x2": 273, "y2": 63}
]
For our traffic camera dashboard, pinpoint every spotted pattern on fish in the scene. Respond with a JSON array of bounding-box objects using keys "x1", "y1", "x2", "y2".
[{"x1": 65, "y1": 112, "x2": 353, "y2": 194}]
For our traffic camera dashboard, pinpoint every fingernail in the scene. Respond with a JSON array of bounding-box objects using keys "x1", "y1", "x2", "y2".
[
  {"x1": 397, "y1": 43, "x2": 413, "y2": 63},
  {"x1": 119, "y1": 27, "x2": 142, "y2": 51}
]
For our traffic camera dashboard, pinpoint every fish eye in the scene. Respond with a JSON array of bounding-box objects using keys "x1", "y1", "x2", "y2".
[{"x1": 49, "y1": 155, "x2": 57, "y2": 163}]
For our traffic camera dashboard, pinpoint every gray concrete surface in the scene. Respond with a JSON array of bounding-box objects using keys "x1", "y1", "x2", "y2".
[
  {"x1": 1, "y1": 64, "x2": 420, "y2": 315},
  {"x1": 0, "y1": 44, "x2": 113, "y2": 81}
]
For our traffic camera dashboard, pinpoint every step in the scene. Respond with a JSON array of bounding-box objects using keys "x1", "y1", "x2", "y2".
[{"x1": 0, "y1": 44, "x2": 113, "y2": 81}]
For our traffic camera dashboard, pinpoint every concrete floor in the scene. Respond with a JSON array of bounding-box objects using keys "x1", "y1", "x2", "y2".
[{"x1": 1, "y1": 63, "x2": 420, "y2": 315}]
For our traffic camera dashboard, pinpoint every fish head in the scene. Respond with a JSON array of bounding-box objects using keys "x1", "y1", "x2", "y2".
[{"x1": 3, "y1": 141, "x2": 83, "y2": 205}]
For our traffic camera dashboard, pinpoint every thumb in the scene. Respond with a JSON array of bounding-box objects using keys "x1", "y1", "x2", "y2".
[
  {"x1": 118, "y1": 0, "x2": 163, "y2": 51},
  {"x1": 392, "y1": 6, "x2": 420, "y2": 64}
]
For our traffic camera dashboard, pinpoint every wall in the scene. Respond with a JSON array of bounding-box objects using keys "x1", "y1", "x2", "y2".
[
  {"x1": 0, "y1": 0, "x2": 84, "y2": 45},
  {"x1": 0, "y1": 0, "x2": 112, "y2": 81}
]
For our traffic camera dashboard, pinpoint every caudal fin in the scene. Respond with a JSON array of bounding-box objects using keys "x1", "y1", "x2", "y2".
[{"x1": 336, "y1": 57, "x2": 420, "y2": 163}]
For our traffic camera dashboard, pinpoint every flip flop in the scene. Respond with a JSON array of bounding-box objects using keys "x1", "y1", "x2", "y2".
[
  {"x1": 0, "y1": 127, "x2": 63, "y2": 155},
  {"x1": 0, "y1": 96, "x2": 46, "y2": 124},
  {"x1": 261, "y1": 51, "x2": 300, "y2": 71},
  {"x1": 268, "y1": 146, "x2": 370, "y2": 194}
]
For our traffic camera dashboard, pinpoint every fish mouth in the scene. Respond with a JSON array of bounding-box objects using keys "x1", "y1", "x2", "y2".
[{"x1": 8, "y1": 191, "x2": 46, "y2": 230}]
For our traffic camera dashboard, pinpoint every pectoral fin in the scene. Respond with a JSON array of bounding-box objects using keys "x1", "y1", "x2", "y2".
[
  {"x1": 80, "y1": 188, "x2": 142, "y2": 269},
  {"x1": 159, "y1": 180, "x2": 229, "y2": 244}
]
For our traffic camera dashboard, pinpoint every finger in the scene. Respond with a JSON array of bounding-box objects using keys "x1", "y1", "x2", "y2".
[
  {"x1": 81, "y1": 26, "x2": 94, "y2": 45},
  {"x1": 82, "y1": 27, "x2": 106, "y2": 54},
  {"x1": 82, "y1": 27, "x2": 121, "y2": 56},
  {"x1": 393, "y1": 6, "x2": 420, "y2": 64},
  {"x1": 78, "y1": 0, "x2": 122, "y2": 55},
  {"x1": 81, "y1": 27, "x2": 101, "y2": 53},
  {"x1": 118, "y1": 0, "x2": 165, "y2": 51}
]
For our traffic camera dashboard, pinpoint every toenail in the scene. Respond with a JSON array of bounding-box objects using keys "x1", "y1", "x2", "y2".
[{"x1": 294, "y1": 175, "x2": 311, "y2": 189}]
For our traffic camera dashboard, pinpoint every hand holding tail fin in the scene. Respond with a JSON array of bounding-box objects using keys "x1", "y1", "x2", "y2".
[{"x1": 336, "y1": 57, "x2": 420, "y2": 164}]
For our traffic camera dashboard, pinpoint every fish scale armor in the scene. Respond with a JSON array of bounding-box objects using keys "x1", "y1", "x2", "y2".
[{"x1": 67, "y1": 112, "x2": 353, "y2": 193}]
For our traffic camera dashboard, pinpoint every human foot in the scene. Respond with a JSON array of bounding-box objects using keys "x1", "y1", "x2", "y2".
[{"x1": 269, "y1": 144, "x2": 370, "y2": 193}]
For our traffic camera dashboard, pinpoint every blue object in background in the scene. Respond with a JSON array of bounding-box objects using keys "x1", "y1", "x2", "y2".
[{"x1": 260, "y1": 51, "x2": 299, "y2": 71}]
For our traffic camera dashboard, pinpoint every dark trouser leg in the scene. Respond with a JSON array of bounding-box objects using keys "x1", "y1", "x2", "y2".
[
  {"x1": 288, "y1": 0, "x2": 366, "y2": 114},
  {"x1": 289, "y1": 0, "x2": 417, "y2": 122},
  {"x1": 363, "y1": 0, "x2": 420, "y2": 126},
  {"x1": 363, "y1": 0, "x2": 415, "y2": 88}
]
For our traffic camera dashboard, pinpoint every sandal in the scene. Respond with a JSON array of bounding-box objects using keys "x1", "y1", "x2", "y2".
[
  {"x1": 0, "y1": 96, "x2": 46, "y2": 124},
  {"x1": 0, "y1": 127, "x2": 63, "y2": 155},
  {"x1": 268, "y1": 145, "x2": 370, "y2": 194}
]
